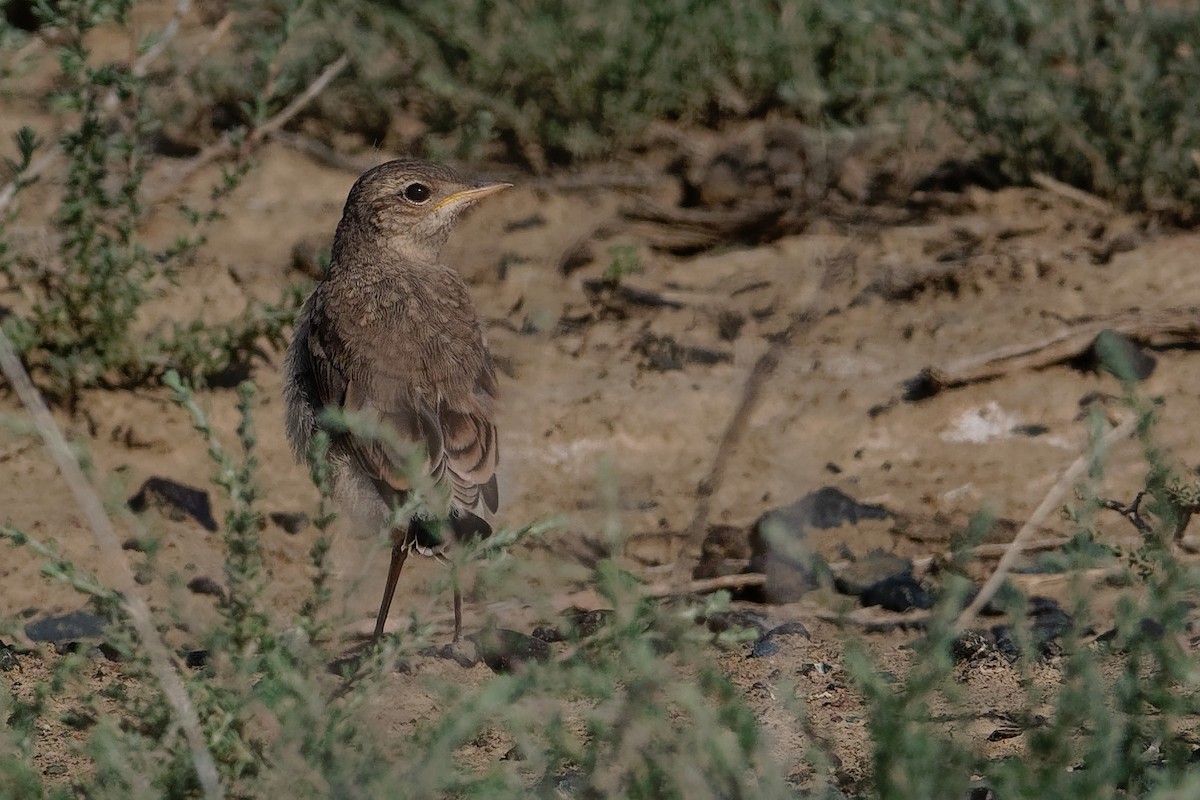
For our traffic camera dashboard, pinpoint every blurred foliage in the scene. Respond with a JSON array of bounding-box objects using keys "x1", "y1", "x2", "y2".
[{"x1": 189, "y1": 0, "x2": 1200, "y2": 218}]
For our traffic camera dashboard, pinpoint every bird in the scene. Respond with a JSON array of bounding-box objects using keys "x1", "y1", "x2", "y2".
[{"x1": 282, "y1": 159, "x2": 509, "y2": 642}]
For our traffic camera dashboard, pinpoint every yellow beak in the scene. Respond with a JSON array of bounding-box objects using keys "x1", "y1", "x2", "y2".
[{"x1": 433, "y1": 181, "x2": 512, "y2": 211}]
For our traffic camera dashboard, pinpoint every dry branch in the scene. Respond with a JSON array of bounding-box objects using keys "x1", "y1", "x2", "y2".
[
  {"x1": 0, "y1": 0, "x2": 192, "y2": 213},
  {"x1": 1031, "y1": 172, "x2": 1117, "y2": 217},
  {"x1": 0, "y1": 329, "x2": 223, "y2": 800},
  {"x1": 888, "y1": 305, "x2": 1200, "y2": 408},
  {"x1": 623, "y1": 197, "x2": 791, "y2": 252},
  {"x1": 143, "y1": 53, "x2": 350, "y2": 208},
  {"x1": 954, "y1": 415, "x2": 1138, "y2": 632}
]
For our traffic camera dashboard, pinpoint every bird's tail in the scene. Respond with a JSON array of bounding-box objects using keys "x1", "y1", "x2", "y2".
[{"x1": 408, "y1": 510, "x2": 492, "y2": 555}]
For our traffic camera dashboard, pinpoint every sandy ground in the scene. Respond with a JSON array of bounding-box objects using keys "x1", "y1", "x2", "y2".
[{"x1": 4, "y1": 7, "x2": 1200, "y2": 792}]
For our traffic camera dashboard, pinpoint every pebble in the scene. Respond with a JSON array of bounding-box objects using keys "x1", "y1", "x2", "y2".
[
  {"x1": 860, "y1": 574, "x2": 933, "y2": 612},
  {"x1": 474, "y1": 628, "x2": 551, "y2": 674},
  {"x1": 269, "y1": 511, "x2": 310, "y2": 535},
  {"x1": 25, "y1": 610, "x2": 106, "y2": 645},
  {"x1": 127, "y1": 476, "x2": 218, "y2": 532}
]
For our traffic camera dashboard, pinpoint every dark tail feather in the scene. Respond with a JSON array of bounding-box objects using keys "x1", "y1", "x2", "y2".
[{"x1": 410, "y1": 511, "x2": 492, "y2": 551}]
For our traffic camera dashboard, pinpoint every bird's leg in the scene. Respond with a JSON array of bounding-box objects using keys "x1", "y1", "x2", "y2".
[
  {"x1": 373, "y1": 541, "x2": 408, "y2": 641},
  {"x1": 452, "y1": 586, "x2": 463, "y2": 643},
  {"x1": 450, "y1": 556, "x2": 463, "y2": 642}
]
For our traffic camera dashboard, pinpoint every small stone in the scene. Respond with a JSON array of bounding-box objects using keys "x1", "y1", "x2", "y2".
[
  {"x1": 269, "y1": 511, "x2": 310, "y2": 535},
  {"x1": 474, "y1": 629, "x2": 551, "y2": 674},
  {"x1": 128, "y1": 477, "x2": 218, "y2": 532},
  {"x1": 25, "y1": 610, "x2": 106, "y2": 645},
  {"x1": 749, "y1": 638, "x2": 781, "y2": 658},
  {"x1": 43, "y1": 764, "x2": 67, "y2": 777},
  {"x1": 185, "y1": 650, "x2": 209, "y2": 668},
  {"x1": 859, "y1": 574, "x2": 932, "y2": 612},
  {"x1": 0, "y1": 640, "x2": 18, "y2": 671},
  {"x1": 186, "y1": 576, "x2": 225, "y2": 598},
  {"x1": 717, "y1": 309, "x2": 746, "y2": 341},
  {"x1": 1079, "y1": 329, "x2": 1156, "y2": 382},
  {"x1": 765, "y1": 621, "x2": 811, "y2": 640},
  {"x1": 751, "y1": 487, "x2": 889, "y2": 604},
  {"x1": 835, "y1": 548, "x2": 912, "y2": 597},
  {"x1": 531, "y1": 607, "x2": 614, "y2": 642}
]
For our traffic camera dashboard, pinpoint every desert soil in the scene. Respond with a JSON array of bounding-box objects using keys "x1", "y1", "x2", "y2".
[{"x1": 4, "y1": 7, "x2": 1200, "y2": 792}]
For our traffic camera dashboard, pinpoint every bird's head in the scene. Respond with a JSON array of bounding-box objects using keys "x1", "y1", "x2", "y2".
[{"x1": 338, "y1": 159, "x2": 511, "y2": 261}]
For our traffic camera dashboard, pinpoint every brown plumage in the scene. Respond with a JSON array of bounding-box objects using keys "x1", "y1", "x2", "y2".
[{"x1": 282, "y1": 159, "x2": 509, "y2": 641}]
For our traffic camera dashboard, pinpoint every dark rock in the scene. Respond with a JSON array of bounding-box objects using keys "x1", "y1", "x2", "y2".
[
  {"x1": 860, "y1": 574, "x2": 932, "y2": 612},
  {"x1": 749, "y1": 638, "x2": 781, "y2": 658},
  {"x1": 25, "y1": 610, "x2": 106, "y2": 645},
  {"x1": 128, "y1": 477, "x2": 218, "y2": 532},
  {"x1": 60, "y1": 709, "x2": 96, "y2": 730},
  {"x1": 749, "y1": 621, "x2": 811, "y2": 658},
  {"x1": 186, "y1": 576, "x2": 225, "y2": 598},
  {"x1": 693, "y1": 524, "x2": 751, "y2": 580},
  {"x1": 269, "y1": 511, "x2": 310, "y2": 535},
  {"x1": 424, "y1": 642, "x2": 478, "y2": 669},
  {"x1": 1012, "y1": 424, "x2": 1050, "y2": 437},
  {"x1": 765, "y1": 621, "x2": 811, "y2": 640},
  {"x1": 751, "y1": 487, "x2": 891, "y2": 604},
  {"x1": 96, "y1": 641, "x2": 126, "y2": 662},
  {"x1": 717, "y1": 309, "x2": 746, "y2": 341},
  {"x1": 798, "y1": 661, "x2": 833, "y2": 677},
  {"x1": 952, "y1": 630, "x2": 994, "y2": 664},
  {"x1": 531, "y1": 607, "x2": 613, "y2": 642},
  {"x1": 835, "y1": 549, "x2": 912, "y2": 597},
  {"x1": 185, "y1": 649, "x2": 209, "y2": 668},
  {"x1": 0, "y1": 640, "x2": 18, "y2": 671},
  {"x1": 1029, "y1": 595, "x2": 1072, "y2": 641},
  {"x1": 1070, "y1": 329, "x2": 1156, "y2": 382},
  {"x1": 986, "y1": 596, "x2": 1074, "y2": 661},
  {"x1": 701, "y1": 609, "x2": 768, "y2": 637},
  {"x1": 474, "y1": 629, "x2": 551, "y2": 674}
]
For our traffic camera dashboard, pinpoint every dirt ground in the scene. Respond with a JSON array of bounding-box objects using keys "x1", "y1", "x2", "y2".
[{"x1": 5, "y1": 7, "x2": 1200, "y2": 791}]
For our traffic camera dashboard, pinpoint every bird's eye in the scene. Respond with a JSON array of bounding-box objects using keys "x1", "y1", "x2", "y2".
[{"x1": 402, "y1": 182, "x2": 432, "y2": 203}]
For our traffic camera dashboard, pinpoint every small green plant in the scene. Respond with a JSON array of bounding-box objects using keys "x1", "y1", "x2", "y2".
[
  {"x1": 0, "y1": 1, "x2": 310, "y2": 402},
  {"x1": 602, "y1": 244, "x2": 643, "y2": 285}
]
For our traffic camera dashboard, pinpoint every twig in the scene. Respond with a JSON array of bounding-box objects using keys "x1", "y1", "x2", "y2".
[
  {"x1": 675, "y1": 309, "x2": 821, "y2": 572},
  {"x1": 0, "y1": 0, "x2": 192, "y2": 213},
  {"x1": 0, "y1": 330, "x2": 223, "y2": 800},
  {"x1": 144, "y1": 53, "x2": 350, "y2": 207},
  {"x1": 642, "y1": 572, "x2": 766, "y2": 598},
  {"x1": 272, "y1": 130, "x2": 384, "y2": 174},
  {"x1": 887, "y1": 305, "x2": 1200, "y2": 408},
  {"x1": 1101, "y1": 492, "x2": 1153, "y2": 535},
  {"x1": 954, "y1": 415, "x2": 1137, "y2": 632},
  {"x1": 1031, "y1": 172, "x2": 1117, "y2": 217}
]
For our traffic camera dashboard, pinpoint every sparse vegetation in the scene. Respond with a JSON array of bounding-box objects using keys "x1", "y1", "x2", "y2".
[{"x1": 5, "y1": 0, "x2": 1200, "y2": 797}]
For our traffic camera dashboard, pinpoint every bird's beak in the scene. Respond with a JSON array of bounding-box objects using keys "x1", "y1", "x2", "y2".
[{"x1": 433, "y1": 181, "x2": 512, "y2": 212}]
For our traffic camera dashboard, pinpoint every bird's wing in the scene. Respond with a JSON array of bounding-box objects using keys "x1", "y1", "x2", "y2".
[{"x1": 336, "y1": 353, "x2": 500, "y2": 517}]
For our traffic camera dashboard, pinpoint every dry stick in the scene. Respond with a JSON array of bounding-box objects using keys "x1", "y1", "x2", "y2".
[
  {"x1": 954, "y1": 414, "x2": 1138, "y2": 633},
  {"x1": 890, "y1": 304, "x2": 1200, "y2": 407},
  {"x1": 1031, "y1": 172, "x2": 1117, "y2": 217},
  {"x1": 0, "y1": 0, "x2": 193, "y2": 213},
  {"x1": 699, "y1": 312, "x2": 815, "y2": 507},
  {"x1": 676, "y1": 309, "x2": 821, "y2": 575},
  {"x1": 642, "y1": 571, "x2": 766, "y2": 598},
  {"x1": 144, "y1": 53, "x2": 350, "y2": 208},
  {"x1": 0, "y1": 331, "x2": 223, "y2": 800}
]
